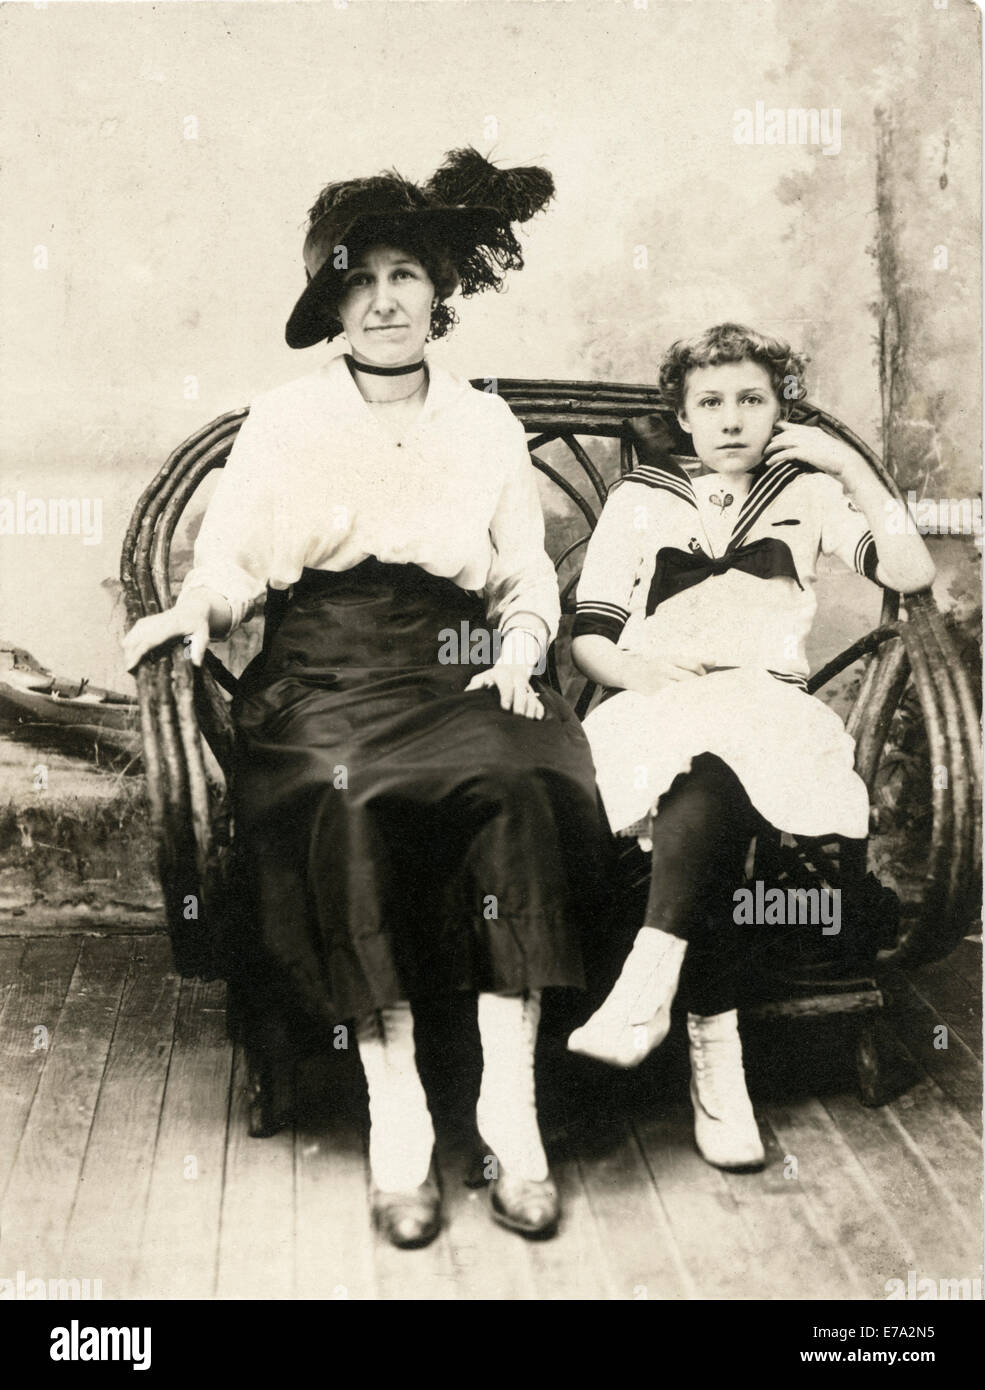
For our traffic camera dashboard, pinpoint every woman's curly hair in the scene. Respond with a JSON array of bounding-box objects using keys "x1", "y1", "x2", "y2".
[{"x1": 658, "y1": 323, "x2": 810, "y2": 414}]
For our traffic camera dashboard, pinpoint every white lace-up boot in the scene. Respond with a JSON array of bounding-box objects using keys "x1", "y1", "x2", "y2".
[
  {"x1": 567, "y1": 929, "x2": 687, "y2": 1067},
  {"x1": 687, "y1": 1010, "x2": 765, "y2": 1171}
]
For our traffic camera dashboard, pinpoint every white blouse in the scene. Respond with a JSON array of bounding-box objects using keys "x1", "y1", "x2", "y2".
[{"x1": 179, "y1": 354, "x2": 561, "y2": 641}]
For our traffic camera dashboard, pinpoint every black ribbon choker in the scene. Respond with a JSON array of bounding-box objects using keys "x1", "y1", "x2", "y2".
[{"x1": 346, "y1": 354, "x2": 425, "y2": 377}]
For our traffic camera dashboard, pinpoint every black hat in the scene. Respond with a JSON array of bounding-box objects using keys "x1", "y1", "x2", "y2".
[{"x1": 285, "y1": 148, "x2": 555, "y2": 349}]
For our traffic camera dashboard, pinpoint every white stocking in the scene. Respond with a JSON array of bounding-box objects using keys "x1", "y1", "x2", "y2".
[
  {"x1": 476, "y1": 990, "x2": 549, "y2": 1183},
  {"x1": 355, "y1": 1001, "x2": 435, "y2": 1192}
]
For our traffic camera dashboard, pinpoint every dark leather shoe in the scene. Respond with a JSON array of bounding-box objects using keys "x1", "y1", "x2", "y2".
[
  {"x1": 371, "y1": 1165, "x2": 441, "y2": 1250},
  {"x1": 490, "y1": 1171, "x2": 560, "y2": 1239}
]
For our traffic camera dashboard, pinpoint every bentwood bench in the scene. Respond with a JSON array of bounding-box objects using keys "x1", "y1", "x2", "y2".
[{"x1": 122, "y1": 380, "x2": 982, "y2": 1133}]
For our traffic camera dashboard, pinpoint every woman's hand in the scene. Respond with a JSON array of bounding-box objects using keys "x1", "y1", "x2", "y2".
[
  {"x1": 464, "y1": 628, "x2": 545, "y2": 719},
  {"x1": 465, "y1": 663, "x2": 544, "y2": 719},
  {"x1": 121, "y1": 594, "x2": 211, "y2": 673},
  {"x1": 763, "y1": 422, "x2": 867, "y2": 484},
  {"x1": 622, "y1": 651, "x2": 710, "y2": 697}
]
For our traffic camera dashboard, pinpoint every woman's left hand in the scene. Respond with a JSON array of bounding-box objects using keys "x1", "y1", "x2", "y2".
[
  {"x1": 465, "y1": 662, "x2": 545, "y2": 720},
  {"x1": 763, "y1": 422, "x2": 866, "y2": 484}
]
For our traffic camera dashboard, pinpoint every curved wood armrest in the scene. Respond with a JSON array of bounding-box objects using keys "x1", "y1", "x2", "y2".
[
  {"x1": 806, "y1": 625, "x2": 902, "y2": 696},
  {"x1": 133, "y1": 636, "x2": 229, "y2": 976},
  {"x1": 875, "y1": 591, "x2": 982, "y2": 970}
]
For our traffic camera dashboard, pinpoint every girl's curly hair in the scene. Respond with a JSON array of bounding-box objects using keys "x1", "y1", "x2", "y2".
[{"x1": 658, "y1": 323, "x2": 810, "y2": 414}]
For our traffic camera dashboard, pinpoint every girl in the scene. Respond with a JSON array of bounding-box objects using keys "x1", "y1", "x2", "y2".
[{"x1": 567, "y1": 323, "x2": 935, "y2": 1170}]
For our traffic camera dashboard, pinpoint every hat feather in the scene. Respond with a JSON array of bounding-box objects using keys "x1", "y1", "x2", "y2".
[
  {"x1": 424, "y1": 146, "x2": 555, "y2": 223},
  {"x1": 423, "y1": 146, "x2": 555, "y2": 304}
]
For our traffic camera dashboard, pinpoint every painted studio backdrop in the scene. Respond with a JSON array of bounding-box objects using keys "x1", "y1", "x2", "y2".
[{"x1": 0, "y1": 1, "x2": 980, "y2": 919}]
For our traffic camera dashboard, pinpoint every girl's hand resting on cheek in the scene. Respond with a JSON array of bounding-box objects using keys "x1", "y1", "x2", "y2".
[{"x1": 763, "y1": 422, "x2": 867, "y2": 484}]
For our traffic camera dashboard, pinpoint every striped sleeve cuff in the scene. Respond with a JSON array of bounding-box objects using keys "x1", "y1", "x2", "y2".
[
  {"x1": 767, "y1": 670, "x2": 808, "y2": 690},
  {"x1": 572, "y1": 600, "x2": 630, "y2": 642},
  {"x1": 854, "y1": 532, "x2": 880, "y2": 581}
]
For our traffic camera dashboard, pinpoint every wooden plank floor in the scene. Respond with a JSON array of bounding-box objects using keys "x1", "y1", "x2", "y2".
[{"x1": 0, "y1": 932, "x2": 980, "y2": 1300}]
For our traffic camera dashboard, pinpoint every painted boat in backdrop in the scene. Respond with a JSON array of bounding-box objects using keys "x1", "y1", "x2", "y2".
[{"x1": 0, "y1": 645, "x2": 141, "y2": 755}]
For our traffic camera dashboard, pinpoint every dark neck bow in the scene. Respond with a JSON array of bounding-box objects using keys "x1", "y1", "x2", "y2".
[{"x1": 646, "y1": 535, "x2": 803, "y2": 615}]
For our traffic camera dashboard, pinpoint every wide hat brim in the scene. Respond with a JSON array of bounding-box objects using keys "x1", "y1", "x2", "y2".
[{"x1": 285, "y1": 205, "x2": 506, "y2": 349}]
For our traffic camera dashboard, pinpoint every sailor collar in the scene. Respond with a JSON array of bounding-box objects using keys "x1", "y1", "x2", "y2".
[{"x1": 622, "y1": 455, "x2": 817, "y2": 553}]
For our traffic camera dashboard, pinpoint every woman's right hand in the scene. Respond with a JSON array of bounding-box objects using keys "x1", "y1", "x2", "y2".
[
  {"x1": 622, "y1": 651, "x2": 710, "y2": 696},
  {"x1": 122, "y1": 595, "x2": 211, "y2": 673}
]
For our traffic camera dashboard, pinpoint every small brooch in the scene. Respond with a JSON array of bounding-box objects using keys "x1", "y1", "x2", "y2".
[{"x1": 709, "y1": 491, "x2": 735, "y2": 511}]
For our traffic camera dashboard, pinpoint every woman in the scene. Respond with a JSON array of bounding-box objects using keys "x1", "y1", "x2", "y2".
[{"x1": 123, "y1": 149, "x2": 607, "y2": 1248}]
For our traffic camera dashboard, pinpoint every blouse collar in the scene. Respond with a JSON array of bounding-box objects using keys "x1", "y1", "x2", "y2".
[{"x1": 318, "y1": 351, "x2": 471, "y2": 430}]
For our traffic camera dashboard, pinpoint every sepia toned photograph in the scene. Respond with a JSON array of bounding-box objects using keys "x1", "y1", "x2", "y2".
[{"x1": 0, "y1": 0, "x2": 981, "y2": 1330}]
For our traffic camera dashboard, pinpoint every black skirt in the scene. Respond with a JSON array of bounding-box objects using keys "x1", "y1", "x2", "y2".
[{"x1": 223, "y1": 560, "x2": 608, "y2": 1045}]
